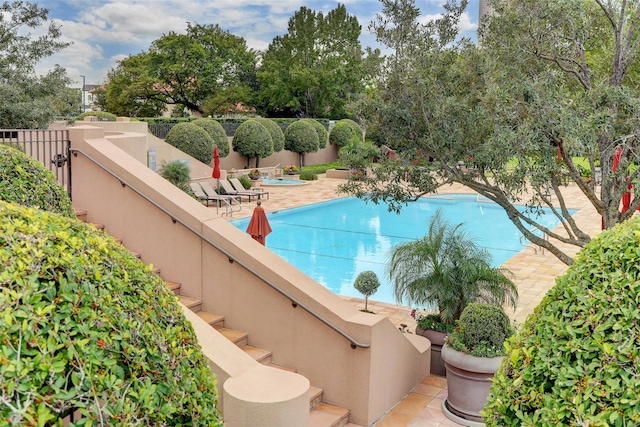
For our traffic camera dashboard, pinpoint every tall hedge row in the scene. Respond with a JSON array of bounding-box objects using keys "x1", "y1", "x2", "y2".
[{"x1": 484, "y1": 217, "x2": 640, "y2": 426}]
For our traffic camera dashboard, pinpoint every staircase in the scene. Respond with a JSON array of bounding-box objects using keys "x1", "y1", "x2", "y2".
[{"x1": 75, "y1": 209, "x2": 362, "y2": 427}]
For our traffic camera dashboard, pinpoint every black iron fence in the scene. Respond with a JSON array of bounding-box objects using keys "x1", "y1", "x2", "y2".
[{"x1": 0, "y1": 129, "x2": 72, "y2": 198}]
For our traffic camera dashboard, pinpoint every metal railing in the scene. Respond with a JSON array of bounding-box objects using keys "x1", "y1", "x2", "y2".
[{"x1": 70, "y1": 148, "x2": 370, "y2": 349}]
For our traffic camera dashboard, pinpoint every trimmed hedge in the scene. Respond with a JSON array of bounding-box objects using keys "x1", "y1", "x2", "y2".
[
  {"x1": 193, "y1": 118, "x2": 230, "y2": 157},
  {"x1": 165, "y1": 122, "x2": 214, "y2": 164},
  {"x1": 0, "y1": 201, "x2": 222, "y2": 426},
  {"x1": 0, "y1": 145, "x2": 75, "y2": 218},
  {"x1": 484, "y1": 217, "x2": 640, "y2": 425},
  {"x1": 254, "y1": 118, "x2": 285, "y2": 152},
  {"x1": 284, "y1": 120, "x2": 319, "y2": 157},
  {"x1": 76, "y1": 111, "x2": 118, "y2": 121},
  {"x1": 299, "y1": 118, "x2": 328, "y2": 149},
  {"x1": 329, "y1": 119, "x2": 361, "y2": 148}
]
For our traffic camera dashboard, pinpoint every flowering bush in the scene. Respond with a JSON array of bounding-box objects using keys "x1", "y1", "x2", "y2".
[
  {"x1": 248, "y1": 169, "x2": 261, "y2": 179},
  {"x1": 411, "y1": 309, "x2": 455, "y2": 333},
  {"x1": 284, "y1": 165, "x2": 298, "y2": 173}
]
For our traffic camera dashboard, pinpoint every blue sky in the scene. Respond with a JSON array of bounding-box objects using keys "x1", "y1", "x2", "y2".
[{"x1": 37, "y1": 0, "x2": 480, "y2": 88}]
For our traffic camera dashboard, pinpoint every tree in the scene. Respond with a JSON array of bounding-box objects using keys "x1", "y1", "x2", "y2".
[
  {"x1": 388, "y1": 210, "x2": 518, "y2": 325},
  {"x1": 193, "y1": 118, "x2": 230, "y2": 157},
  {"x1": 254, "y1": 118, "x2": 285, "y2": 153},
  {"x1": 105, "y1": 23, "x2": 257, "y2": 116},
  {"x1": 165, "y1": 122, "x2": 214, "y2": 164},
  {"x1": 354, "y1": 271, "x2": 380, "y2": 312},
  {"x1": 284, "y1": 119, "x2": 319, "y2": 168},
  {"x1": 340, "y1": 0, "x2": 640, "y2": 265},
  {"x1": 299, "y1": 118, "x2": 328, "y2": 149},
  {"x1": 0, "y1": 1, "x2": 72, "y2": 128},
  {"x1": 232, "y1": 120, "x2": 273, "y2": 168},
  {"x1": 257, "y1": 4, "x2": 366, "y2": 118}
]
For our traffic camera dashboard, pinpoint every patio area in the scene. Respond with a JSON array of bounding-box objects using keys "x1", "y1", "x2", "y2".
[{"x1": 222, "y1": 173, "x2": 607, "y2": 426}]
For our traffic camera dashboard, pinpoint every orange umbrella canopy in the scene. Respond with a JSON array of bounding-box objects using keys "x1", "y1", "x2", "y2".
[
  {"x1": 212, "y1": 146, "x2": 221, "y2": 179},
  {"x1": 246, "y1": 201, "x2": 272, "y2": 245}
]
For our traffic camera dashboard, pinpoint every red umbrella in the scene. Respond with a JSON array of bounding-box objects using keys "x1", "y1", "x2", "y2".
[
  {"x1": 613, "y1": 146, "x2": 623, "y2": 172},
  {"x1": 212, "y1": 146, "x2": 221, "y2": 179},
  {"x1": 246, "y1": 200, "x2": 272, "y2": 245}
]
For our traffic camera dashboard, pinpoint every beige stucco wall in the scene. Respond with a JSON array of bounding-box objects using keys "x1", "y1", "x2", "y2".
[{"x1": 67, "y1": 126, "x2": 430, "y2": 426}]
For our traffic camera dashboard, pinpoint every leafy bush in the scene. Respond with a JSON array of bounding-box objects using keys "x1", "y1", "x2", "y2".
[
  {"x1": 0, "y1": 201, "x2": 221, "y2": 426},
  {"x1": 484, "y1": 217, "x2": 640, "y2": 426},
  {"x1": 329, "y1": 119, "x2": 361, "y2": 148},
  {"x1": 254, "y1": 118, "x2": 285, "y2": 152},
  {"x1": 284, "y1": 120, "x2": 319, "y2": 166},
  {"x1": 232, "y1": 120, "x2": 274, "y2": 168},
  {"x1": 299, "y1": 118, "x2": 328, "y2": 149},
  {"x1": 0, "y1": 145, "x2": 75, "y2": 217},
  {"x1": 236, "y1": 174, "x2": 252, "y2": 189},
  {"x1": 158, "y1": 160, "x2": 190, "y2": 192},
  {"x1": 354, "y1": 270, "x2": 380, "y2": 312},
  {"x1": 165, "y1": 122, "x2": 214, "y2": 164},
  {"x1": 446, "y1": 303, "x2": 513, "y2": 357},
  {"x1": 193, "y1": 118, "x2": 230, "y2": 157},
  {"x1": 299, "y1": 170, "x2": 318, "y2": 181}
]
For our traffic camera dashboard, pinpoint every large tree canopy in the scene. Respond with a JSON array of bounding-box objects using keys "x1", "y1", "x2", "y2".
[
  {"x1": 0, "y1": 1, "x2": 72, "y2": 128},
  {"x1": 257, "y1": 4, "x2": 368, "y2": 118},
  {"x1": 339, "y1": 0, "x2": 640, "y2": 265},
  {"x1": 105, "y1": 23, "x2": 257, "y2": 117}
]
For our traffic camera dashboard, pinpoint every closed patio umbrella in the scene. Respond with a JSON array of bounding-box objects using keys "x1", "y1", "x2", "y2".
[
  {"x1": 246, "y1": 200, "x2": 272, "y2": 245},
  {"x1": 212, "y1": 146, "x2": 221, "y2": 179}
]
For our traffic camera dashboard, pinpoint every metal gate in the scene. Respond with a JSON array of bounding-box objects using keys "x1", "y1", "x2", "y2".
[{"x1": 0, "y1": 129, "x2": 72, "y2": 198}]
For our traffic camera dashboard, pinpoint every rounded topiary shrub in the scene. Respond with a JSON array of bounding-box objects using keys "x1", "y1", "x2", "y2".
[
  {"x1": 354, "y1": 270, "x2": 380, "y2": 312},
  {"x1": 284, "y1": 120, "x2": 319, "y2": 158},
  {"x1": 254, "y1": 118, "x2": 285, "y2": 152},
  {"x1": 165, "y1": 122, "x2": 214, "y2": 164},
  {"x1": 232, "y1": 120, "x2": 274, "y2": 167},
  {"x1": 329, "y1": 119, "x2": 361, "y2": 148},
  {"x1": 0, "y1": 145, "x2": 75, "y2": 218},
  {"x1": 484, "y1": 217, "x2": 640, "y2": 426},
  {"x1": 448, "y1": 303, "x2": 512, "y2": 357},
  {"x1": 0, "y1": 201, "x2": 221, "y2": 426},
  {"x1": 193, "y1": 118, "x2": 230, "y2": 157},
  {"x1": 299, "y1": 118, "x2": 328, "y2": 149}
]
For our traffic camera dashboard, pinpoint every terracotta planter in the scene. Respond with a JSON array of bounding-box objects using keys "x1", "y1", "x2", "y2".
[
  {"x1": 441, "y1": 344, "x2": 504, "y2": 425},
  {"x1": 415, "y1": 326, "x2": 447, "y2": 377}
]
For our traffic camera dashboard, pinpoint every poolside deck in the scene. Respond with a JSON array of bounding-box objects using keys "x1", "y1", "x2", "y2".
[{"x1": 223, "y1": 174, "x2": 608, "y2": 426}]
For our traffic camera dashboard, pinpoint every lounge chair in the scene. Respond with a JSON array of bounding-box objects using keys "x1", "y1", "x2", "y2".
[
  {"x1": 219, "y1": 178, "x2": 268, "y2": 201},
  {"x1": 229, "y1": 178, "x2": 270, "y2": 200},
  {"x1": 200, "y1": 181, "x2": 241, "y2": 206},
  {"x1": 190, "y1": 182, "x2": 241, "y2": 215}
]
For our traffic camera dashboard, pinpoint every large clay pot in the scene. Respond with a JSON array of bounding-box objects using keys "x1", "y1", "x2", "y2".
[
  {"x1": 415, "y1": 326, "x2": 447, "y2": 377},
  {"x1": 441, "y1": 344, "x2": 504, "y2": 426}
]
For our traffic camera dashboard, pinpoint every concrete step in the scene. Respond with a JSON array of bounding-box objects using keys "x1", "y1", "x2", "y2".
[
  {"x1": 308, "y1": 403, "x2": 350, "y2": 427},
  {"x1": 165, "y1": 281, "x2": 181, "y2": 295},
  {"x1": 309, "y1": 386, "x2": 323, "y2": 411},
  {"x1": 242, "y1": 345, "x2": 272, "y2": 364},
  {"x1": 74, "y1": 209, "x2": 87, "y2": 222},
  {"x1": 219, "y1": 328, "x2": 248, "y2": 348},
  {"x1": 178, "y1": 295, "x2": 202, "y2": 312},
  {"x1": 197, "y1": 311, "x2": 225, "y2": 329}
]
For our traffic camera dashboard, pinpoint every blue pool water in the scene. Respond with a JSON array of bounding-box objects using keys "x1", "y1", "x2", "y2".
[
  {"x1": 231, "y1": 194, "x2": 574, "y2": 305},
  {"x1": 262, "y1": 178, "x2": 308, "y2": 186}
]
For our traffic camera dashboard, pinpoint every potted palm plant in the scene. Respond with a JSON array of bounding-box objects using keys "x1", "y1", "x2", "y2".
[
  {"x1": 441, "y1": 303, "x2": 514, "y2": 425},
  {"x1": 388, "y1": 209, "x2": 518, "y2": 376}
]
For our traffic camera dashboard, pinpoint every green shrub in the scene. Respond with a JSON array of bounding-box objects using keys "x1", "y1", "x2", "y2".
[
  {"x1": 254, "y1": 118, "x2": 285, "y2": 152},
  {"x1": 232, "y1": 120, "x2": 274, "y2": 168},
  {"x1": 76, "y1": 111, "x2": 118, "y2": 121},
  {"x1": 158, "y1": 160, "x2": 190, "y2": 192},
  {"x1": 329, "y1": 119, "x2": 361, "y2": 147},
  {"x1": 284, "y1": 120, "x2": 319, "y2": 166},
  {"x1": 484, "y1": 217, "x2": 640, "y2": 426},
  {"x1": 299, "y1": 118, "x2": 328, "y2": 149},
  {"x1": 354, "y1": 270, "x2": 380, "y2": 312},
  {"x1": 0, "y1": 201, "x2": 222, "y2": 426},
  {"x1": 447, "y1": 303, "x2": 512, "y2": 357},
  {"x1": 299, "y1": 170, "x2": 318, "y2": 181},
  {"x1": 165, "y1": 122, "x2": 214, "y2": 164},
  {"x1": 0, "y1": 145, "x2": 75, "y2": 217},
  {"x1": 193, "y1": 118, "x2": 230, "y2": 157},
  {"x1": 235, "y1": 174, "x2": 252, "y2": 189}
]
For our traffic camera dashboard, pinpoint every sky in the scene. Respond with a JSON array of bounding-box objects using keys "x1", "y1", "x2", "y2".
[{"x1": 37, "y1": 0, "x2": 481, "y2": 89}]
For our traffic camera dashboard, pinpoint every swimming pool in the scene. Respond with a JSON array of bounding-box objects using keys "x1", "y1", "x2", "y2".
[
  {"x1": 231, "y1": 194, "x2": 574, "y2": 305},
  {"x1": 262, "y1": 178, "x2": 308, "y2": 186}
]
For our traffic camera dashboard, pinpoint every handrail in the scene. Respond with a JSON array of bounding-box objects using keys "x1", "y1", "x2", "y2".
[{"x1": 71, "y1": 148, "x2": 370, "y2": 349}]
